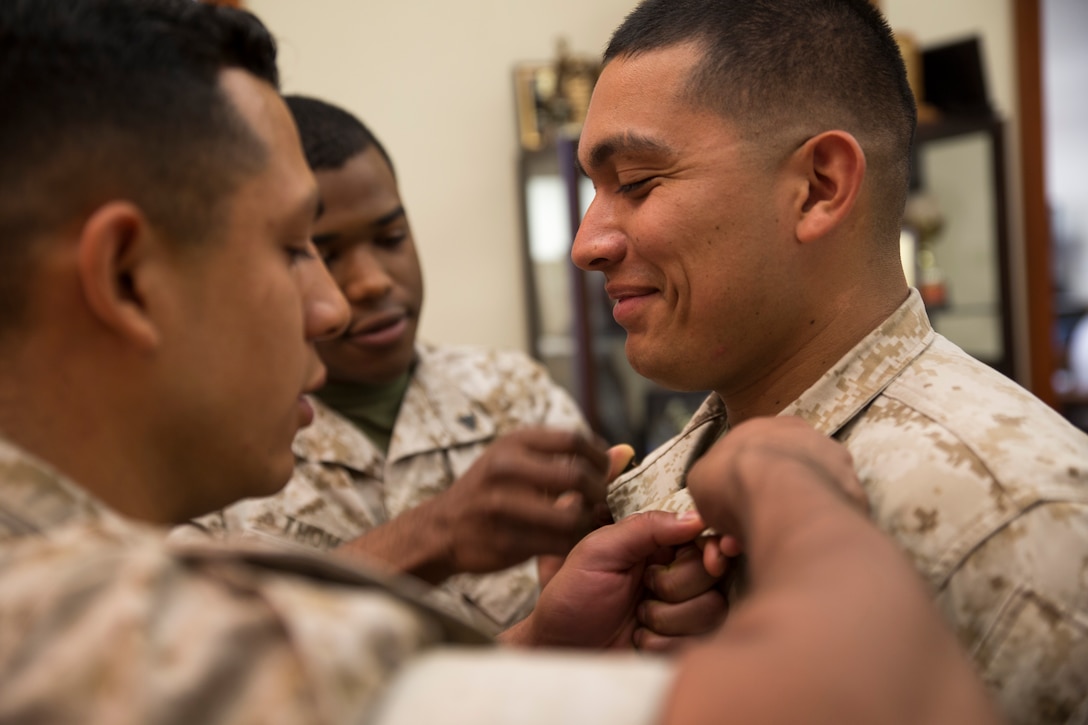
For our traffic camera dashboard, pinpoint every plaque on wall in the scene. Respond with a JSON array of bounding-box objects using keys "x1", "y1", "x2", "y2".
[{"x1": 513, "y1": 39, "x2": 600, "y2": 151}]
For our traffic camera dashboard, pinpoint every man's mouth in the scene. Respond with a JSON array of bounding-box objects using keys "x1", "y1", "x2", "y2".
[
  {"x1": 344, "y1": 311, "x2": 409, "y2": 347},
  {"x1": 605, "y1": 283, "x2": 658, "y2": 327},
  {"x1": 605, "y1": 282, "x2": 657, "y2": 303}
]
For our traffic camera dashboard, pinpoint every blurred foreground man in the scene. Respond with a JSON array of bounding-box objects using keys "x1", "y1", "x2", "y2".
[{"x1": 0, "y1": 0, "x2": 1001, "y2": 722}]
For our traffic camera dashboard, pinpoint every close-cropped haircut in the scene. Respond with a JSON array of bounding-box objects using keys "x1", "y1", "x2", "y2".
[
  {"x1": 284, "y1": 95, "x2": 395, "y2": 176},
  {"x1": 606, "y1": 0, "x2": 917, "y2": 237},
  {"x1": 0, "y1": 0, "x2": 279, "y2": 333}
]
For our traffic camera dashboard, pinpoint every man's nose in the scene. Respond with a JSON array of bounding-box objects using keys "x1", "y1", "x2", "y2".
[
  {"x1": 339, "y1": 245, "x2": 394, "y2": 302},
  {"x1": 571, "y1": 195, "x2": 626, "y2": 271}
]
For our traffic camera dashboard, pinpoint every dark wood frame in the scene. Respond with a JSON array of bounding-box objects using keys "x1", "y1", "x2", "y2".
[
  {"x1": 516, "y1": 137, "x2": 603, "y2": 432},
  {"x1": 1014, "y1": 0, "x2": 1057, "y2": 407},
  {"x1": 515, "y1": 139, "x2": 601, "y2": 434},
  {"x1": 915, "y1": 115, "x2": 1017, "y2": 381}
]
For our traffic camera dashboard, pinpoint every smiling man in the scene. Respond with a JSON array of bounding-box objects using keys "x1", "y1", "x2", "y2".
[{"x1": 572, "y1": 0, "x2": 1088, "y2": 722}]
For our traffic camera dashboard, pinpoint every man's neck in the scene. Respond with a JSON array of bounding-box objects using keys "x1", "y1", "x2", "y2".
[
  {"x1": 0, "y1": 351, "x2": 180, "y2": 526},
  {"x1": 718, "y1": 285, "x2": 909, "y2": 425}
]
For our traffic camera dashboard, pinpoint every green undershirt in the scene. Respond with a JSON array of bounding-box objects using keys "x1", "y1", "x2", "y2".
[{"x1": 314, "y1": 372, "x2": 412, "y2": 455}]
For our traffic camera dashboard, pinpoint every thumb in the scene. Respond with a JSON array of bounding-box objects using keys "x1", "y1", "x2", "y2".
[
  {"x1": 580, "y1": 510, "x2": 707, "y2": 571},
  {"x1": 606, "y1": 443, "x2": 637, "y2": 482}
]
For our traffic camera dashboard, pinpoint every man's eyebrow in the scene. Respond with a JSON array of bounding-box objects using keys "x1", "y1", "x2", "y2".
[
  {"x1": 580, "y1": 133, "x2": 673, "y2": 172},
  {"x1": 374, "y1": 206, "x2": 406, "y2": 227}
]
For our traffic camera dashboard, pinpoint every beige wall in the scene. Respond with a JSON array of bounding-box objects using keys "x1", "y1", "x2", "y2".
[{"x1": 248, "y1": 0, "x2": 1020, "y2": 360}]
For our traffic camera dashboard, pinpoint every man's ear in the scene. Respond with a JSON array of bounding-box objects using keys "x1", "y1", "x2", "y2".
[
  {"x1": 791, "y1": 130, "x2": 866, "y2": 244},
  {"x1": 75, "y1": 201, "x2": 161, "y2": 350}
]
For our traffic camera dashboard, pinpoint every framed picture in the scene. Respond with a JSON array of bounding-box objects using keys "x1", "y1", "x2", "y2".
[
  {"x1": 513, "y1": 43, "x2": 600, "y2": 151},
  {"x1": 513, "y1": 62, "x2": 553, "y2": 152}
]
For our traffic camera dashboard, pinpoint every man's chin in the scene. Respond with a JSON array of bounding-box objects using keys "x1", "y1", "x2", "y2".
[
  {"x1": 627, "y1": 348, "x2": 705, "y2": 392},
  {"x1": 246, "y1": 474, "x2": 293, "y2": 502},
  {"x1": 624, "y1": 342, "x2": 661, "y2": 382},
  {"x1": 247, "y1": 456, "x2": 296, "y2": 501}
]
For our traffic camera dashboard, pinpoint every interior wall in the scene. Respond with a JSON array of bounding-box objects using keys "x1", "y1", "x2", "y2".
[
  {"x1": 246, "y1": 0, "x2": 639, "y2": 353},
  {"x1": 247, "y1": 0, "x2": 1020, "y2": 364}
]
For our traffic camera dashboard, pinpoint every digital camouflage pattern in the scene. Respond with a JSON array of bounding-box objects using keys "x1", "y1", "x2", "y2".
[
  {"x1": 608, "y1": 290, "x2": 1088, "y2": 725},
  {"x1": 0, "y1": 435, "x2": 486, "y2": 724},
  {"x1": 0, "y1": 436, "x2": 671, "y2": 724},
  {"x1": 185, "y1": 343, "x2": 590, "y2": 632}
]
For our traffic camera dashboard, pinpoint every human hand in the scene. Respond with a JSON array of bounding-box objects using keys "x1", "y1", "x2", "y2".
[
  {"x1": 428, "y1": 428, "x2": 610, "y2": 578},
  {"x1": 662, "y1": 418, "x2": 1001, "y2": 725},
  {"x1": 686, "y1": 416, "x2": 866, "y2": 547},
  {"x1": 504, "y1": 510, "x2": 708, "y2": 649},
  {"x1": 537, "y1": 442, "x2": 633, "y2": 587},
  {"x1": 634, "y1": 540, "x2": 731, "y2": 652}
]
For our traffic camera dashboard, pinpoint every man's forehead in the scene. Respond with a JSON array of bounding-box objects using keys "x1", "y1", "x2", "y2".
[
  {"x1": 577, "y1": 47, "x2": 705, "y2": 165},
  {"x1": 215, "y1": 69, "x2": 320, "y2": 218},
  {"x1": 218, "y1": 68, "x2": 276, "y2": 142}
]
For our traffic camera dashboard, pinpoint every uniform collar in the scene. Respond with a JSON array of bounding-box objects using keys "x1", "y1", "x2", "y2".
[
  {"x1": 782, "y1": 289, "x2": 935, "y2": 436},
  {"x1": 292, "y1": 396, "x2": 382, "y2": 474},
  {"x1": 618, "y1": 290, "x2": 934, "y2": 487},
  {"x1": 387, "y1": 343, "x2": 497, "y2": 460},
  {"x1": 292, "y1": 343, "x2": 497, "y2": 469}
]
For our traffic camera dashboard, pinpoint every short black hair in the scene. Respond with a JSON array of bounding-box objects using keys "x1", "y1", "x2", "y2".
[
  {"x1": 0, "y1": 0, "x2": 280, "y2": 333},
  {"x1": 284, "y1": 95, "x2": 395, "y2": 176},
  {"x1": 606, "y1": 0, "x2": 916, "y2": 238}
]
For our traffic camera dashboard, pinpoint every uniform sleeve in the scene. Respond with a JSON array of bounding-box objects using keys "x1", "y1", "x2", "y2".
[
  {"x1": 371, "y1": 649, "x2": 674, "y2": 725},
  {"x1": 938, "y1": 501, "x2": 1088, "y2": 725},
  {"x1": 0, "y1": 530, "x2": 463, "y2": 725},
  {"x1": 535, "y1": 369, "x2": 591, "y2": 433}
]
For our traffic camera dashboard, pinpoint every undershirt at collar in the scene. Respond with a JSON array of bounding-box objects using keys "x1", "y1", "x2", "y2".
[{"x1": 314, "y1": 372, "x2": 412, "y2": 455}]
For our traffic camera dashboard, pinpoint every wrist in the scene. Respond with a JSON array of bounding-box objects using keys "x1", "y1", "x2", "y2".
[{"x1": 335, "y1": 501, "x2": 456, "y2": 584}]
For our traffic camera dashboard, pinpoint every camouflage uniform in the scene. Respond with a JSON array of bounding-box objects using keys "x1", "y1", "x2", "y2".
[
  {"x1": 608, "y1": 289, "x2": 1088, "y2": 725},
  {"x1": 0, "y1": 437, "x2": 671, "y2": 724},
  {"x1": 183, "y1": 343, "x2": 590, "y2": 632}
]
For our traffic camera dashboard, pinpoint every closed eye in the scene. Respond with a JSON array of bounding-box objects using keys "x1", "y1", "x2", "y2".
[
  {"x1": 375, "y1": 232, "x2": 408, "y2": 250},
  {"x1": 617, "y1": 177, "x2": 654, "y2": 195},
  {"x1": 287, "y1": 242, "x2": 316, "y2": 265}
]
